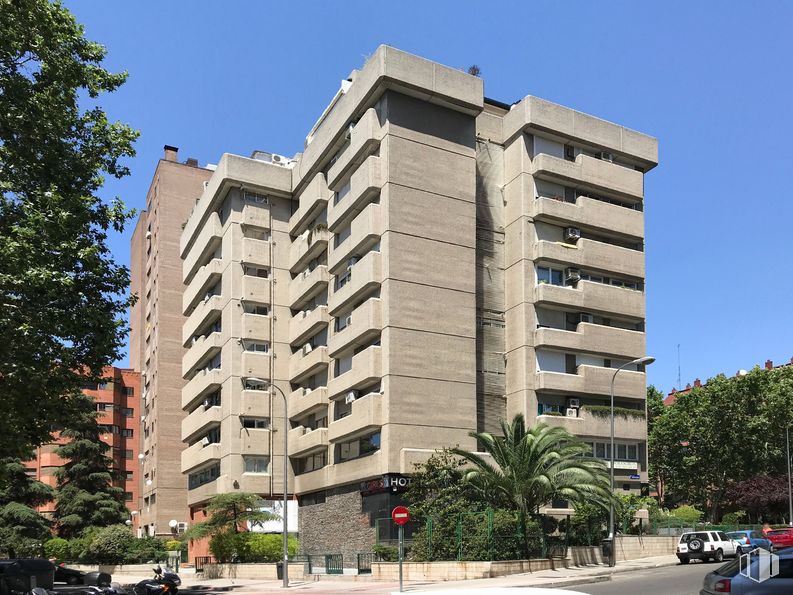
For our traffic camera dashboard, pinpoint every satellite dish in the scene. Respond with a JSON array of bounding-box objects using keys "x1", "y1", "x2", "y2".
[{"x1": 168, "y1": 519, "x2": 178, "y2": 529}]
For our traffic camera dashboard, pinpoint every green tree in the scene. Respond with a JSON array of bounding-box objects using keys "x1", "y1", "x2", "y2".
[
  {"x1": 451, "y1": 415, "x2": 614, "y2": 558},
  {"x1": 53, "y1": 395, "x2": 128, "y2": 537},
  {"x1": 0, "y1": 0, "x2": 138, "y2": 460},
  {"x1": 85, "y1": 525, "x2": 134, "y2": 564},
  {"x1": 0, "y1": 456, "x2": 54, "y2": 557},
  {"x1": 185, "y1": 493, "x2": 278, "y2": 541}
]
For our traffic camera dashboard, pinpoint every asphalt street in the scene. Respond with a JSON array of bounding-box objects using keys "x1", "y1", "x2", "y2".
[{"x1": 559, "y1": 561, "x2": 713, "y2": 595}]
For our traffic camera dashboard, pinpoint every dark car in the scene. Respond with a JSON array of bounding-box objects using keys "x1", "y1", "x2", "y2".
[
  {"x1": 0, "y1": 559, "x2": 55, "y2": 595},
  {"x1": 54, "y1": 564, "x2": 112, "y2": 587},
  {"x1": 701, "y1": 547, "x2": 793, "y2": 594},
  {"x1": 727, "y1": 530, "x2": 774, "y2": 554}
]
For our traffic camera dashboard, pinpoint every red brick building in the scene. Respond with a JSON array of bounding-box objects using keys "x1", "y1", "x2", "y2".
[{"x1": 25, "y1": 367, "x2": 141, "y2": 528}]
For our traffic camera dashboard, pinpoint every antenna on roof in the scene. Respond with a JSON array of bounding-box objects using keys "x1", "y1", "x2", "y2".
[{"x1": 677, "y1": 344, "x2": 682, "y2": 390}]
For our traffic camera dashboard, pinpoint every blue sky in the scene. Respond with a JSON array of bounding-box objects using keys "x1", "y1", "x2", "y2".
[{"x1": 64, "y1": 1, "x2": 793, "y2": 392}]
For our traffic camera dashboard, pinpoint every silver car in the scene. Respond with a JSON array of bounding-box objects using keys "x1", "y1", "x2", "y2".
[{"x1": 701, "y1": 547, "x2": 793, "y2": 594}]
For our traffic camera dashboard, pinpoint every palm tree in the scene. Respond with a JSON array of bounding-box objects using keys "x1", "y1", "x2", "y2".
[{"x1": 451, "y1": 414, "x2": 615, "y2": 557}]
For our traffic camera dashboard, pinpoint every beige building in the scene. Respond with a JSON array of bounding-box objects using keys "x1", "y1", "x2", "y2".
[
  {"x1": 130, "y1": 146, "x2": 213, "y2": 537},
  {"x1": 179, "y1": 46, "x2": 657, "y2": 558}
]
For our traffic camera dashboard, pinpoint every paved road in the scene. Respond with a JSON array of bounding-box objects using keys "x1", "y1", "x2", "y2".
[{"x1": 559, "y1": 561, "x2": 713, "y2": 595}]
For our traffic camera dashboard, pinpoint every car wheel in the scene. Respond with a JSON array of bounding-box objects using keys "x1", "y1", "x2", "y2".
[
  {"x1": 679, "y1": 556, "x2": 690, "y2": 564},
  {"x1": 714, "y1": 549, "x2": 724, "y2": 563}
]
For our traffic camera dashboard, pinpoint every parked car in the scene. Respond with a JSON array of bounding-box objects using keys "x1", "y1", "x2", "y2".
[
  {"x1": 767, "y1": 528, "x2": 793, "y2": 549},
  {"x1": 677, "y1": 530, "x2": 739, "y2": 563},
  {"x1": 726, "y1": 530, "x2": 774, "y2": 554},
  {"x1": 53, "y1": 564, "x2": 112, "y2": 587},
  {"x1": 701, "y1": 547, "x2": 793, "y2": 594}
]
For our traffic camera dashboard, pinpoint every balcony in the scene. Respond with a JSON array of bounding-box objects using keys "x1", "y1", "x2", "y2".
[
  {"x1": 289, "y1": 173, "x2": 329, "y2": 236},
  {"x1": 181, "y1": 368, "x2": 224, "y2": 411},
  {"x1": 534, "y1": 239, "x2": 644, "y2": 279},
  {"x1": 289, "y1": 386, "x2": 329, "y2": 419},
  {"x1": 289, "y1": 227, "x2": 330, "y2": 273},
  {"x1": 289, "y1": 345, "x2": 330, "y2": 384},
  {"x1": 326, "y1": 108, "x2": 383, "y2": 191},
  {"x1": 537, "y1": 410, "x2": 646, "y2": 441},
  {"x1": 289, "y1": 266, "x2": 329, "y2": 310},
  {"x1": 181, "y1": 405, "x2": 223, "y2": 443},
  {"x1": 242, "y1": 237, "x2": 270, "y2": 266},
  {"x1": 240, "y1": 351, "x2": 270, "y2": 378},
  {"x1": 531, "y1": 153, "x2": 644, "y2": 201},
  {"x1": 327, "y1": 345, "x2": 382, "y2": 398},
  {"x1": 240, "y1": 389, "x2": 272, "y2": 419},
  {"x1": 327, "y1": 251, "x2": 382, "y2": 316},
  {"x1": 328, "y1": 392, "x2": 383, "y2": 442},
  {"x1": 536, "y1": 365, "x2": 646, "y2": 400},
  {"x1": 328, "y1": 203, "x2": 383, "y2": 274},
  {"x1": 535, "y1": 280, "x2": 644, "y2": 320},
  {"x1": 182, "y1": 295, "x2": 223, "y2": 346},
  {"x1": 534, "y1": 323, "x2": 645, "y2": 360},
  {"x1": 289, "y1": 306, "x2": 330, "y2": 347},
  {"x1": 182, "y1": 332, "x2": 223, "y2": 379},
  {"x1": 183, "y1": 213, "x2": 223, "y2": 284},
  {"x1": 288, "y1": 426, "x2": 328, "y2": 457},
  {"x1": 242, "y1": 313, "x2": 270, "y2": 341},
  {"x1": 180, "y1": 441, "x2": 221, "y2": 474},
  {"x1": 242, "y1": 202, "x2": 270, "y2": 229},
  {"x1": 327, "y1": 156, "x2": 384, "y2": 232},
  {"x1": 328, "y1": 298, "x2": 382, "y2": 357},
  {"x1": 531, "y1": 196, "x2": 643, "y2": 239},
  {"x1": 242, "y1": 274, "x2": 271, "y2": 302},
  {"x1": 241, "y1": 429, "x2": 271, "y2": 456},
  {"x1": 182, "y1": 259, "x2": 223, "y2": 315}
]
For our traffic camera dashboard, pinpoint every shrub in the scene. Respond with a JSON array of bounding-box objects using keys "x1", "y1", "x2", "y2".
[
  {"x1": 164, "y1": 539, "x2": 182, "y2": 552},
  {"x1": 86, "y1": 525, "x2": 134, "y2": 564},
  {"x1": 670, "y1": 505, "x2": 704, "y2": 525},
  {"x1": 373, "y1": 544, "x2": 398, "y2": 562},
  {"x1": 722, "y1": 511, "x2": 748, "y2": 525},
  {"x1": 69, "y1": 527, "x2": 101, "y2": 562},
  {"x1": 245, "y1": 533, "x2": 298, "y2": 562},
  {"x1": 126, "y1": 536, "x2": 169, "y2": 564},
  {"x1": 44, "y1": 538, "x2": 70, "y2": 561},
  {"x1": 209, "y1": 531, "x2": 249, "y2": 563}
]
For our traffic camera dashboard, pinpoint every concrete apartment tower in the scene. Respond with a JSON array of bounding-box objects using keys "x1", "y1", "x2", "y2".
[
  {"x1": 179, "y1": 46, "x2": 657, "y2": 559},
  {"x1": 130, "y1": 146, "x2": 213, "y2": 537}
]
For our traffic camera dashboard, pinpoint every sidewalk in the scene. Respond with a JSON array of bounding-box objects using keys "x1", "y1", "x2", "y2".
[{"x1": 145, "y1": 554, "x2": 680, "y2": 594}]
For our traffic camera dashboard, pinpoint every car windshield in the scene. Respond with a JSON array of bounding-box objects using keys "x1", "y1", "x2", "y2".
[
  {"x1": 714, "y1": 557, "x2": 742, "y2": 578},
  {"x1": 726, "y1": 532, "x2": 747, "y2": 539},
  {"x1": 769, "y1": 530, "x2": 791, "y2": 536},
  {"x1": 680, "y1": 532, "x2": 710, "y2": 542}
]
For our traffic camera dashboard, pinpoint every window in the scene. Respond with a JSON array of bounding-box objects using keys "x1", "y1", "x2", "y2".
[
  {"x1": 335, "y1": 268, "x2": 352, "y2": 291},
  {"x1": 296, "y1": 451, "x2": 326, "y2": 475},
  {"x1": 202, "y1": 427, "x2": 221, "y2": 445},
  {"x1": 99, "y1": 424, "x2": 120, "y2": 434},
  {"x1": 124, "y1": 450, "x2": 133, "y2": 459},
  {"x1": 122, "y1": 429, "x2": 133, "y2": 438},
  {"x1": 243, "y1": 302, "x2": 269, "y2": 316},
  {"x1": 299, "y1": 491, "x2": 326, "y2": 506},
  {"x1": 188, "y1": 464, "x2": 220, "y2": 490},
  {"x1": 244, "y1": 341, "x2": 270, "y2": 353},
  {"x1": 564, "y1": 144, "x2": 575, "y2": 162},
  {"x1": 299, "y1": 412, "x2": 327, "y2": 431},
  {"x1": 243, "y1": 191, "x2": 268, "y2": 204},
  {"x1": 97, "y1": 403, "x2": 114, "y2": 412},
  {"x1": 244, "y1": 378, "x2": 267, "y2": 391},
  {"x1": 124, "y1": 492, "x2": 134, "y2": 501},
  {"x1": 335, "y1": 313, "x2": 350, "y2": 332},
  {"x1": 244, "y1": 227, "x2": 270, "y2": 241},
  {"x1": 124, "y1": 387, "x2": 134, "y2": 397},
  {"x1": 98, "y1": 382, "x2": 111, "y2": 390},
  {"x1": 243, "y1": 265, "x2": 269, "y2": 278},
  {"x1": 122, "y1": 408, "x2": 134, "y2": 418},
  {"x1": 243, "y1": 456, "x2": 270, "y2": 474},
  {"x1": 82, "y1": 382, "x2": 98, "y2": 391},
  {"x1": 335, "y1": 432, "x2": 381, "y2": 463},
  {"x1": 125, "y1": 471, "x2": 134, "y2": 480},
  {"x1": 587, "y1": 441, "x2": 639, "y2": 461},
  {"x1": 204, "y1": 390, "x2": 221, "y2": 408},
  {"x1": 537, "y1": 267, "x2": 564, "y2": 286},
  {"x1": 241, "y1": 417, "x2": 269, "y2": 430}
]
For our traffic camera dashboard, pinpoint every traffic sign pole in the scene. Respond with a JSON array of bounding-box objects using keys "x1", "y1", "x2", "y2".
[{"x1": 398, "y1": 524, "x2": 404, "y2": 592}]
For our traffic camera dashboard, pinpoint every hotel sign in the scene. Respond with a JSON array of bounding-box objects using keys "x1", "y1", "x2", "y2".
[{"x1": 360, "y1": 474, "x2": 412, "y2": 495}]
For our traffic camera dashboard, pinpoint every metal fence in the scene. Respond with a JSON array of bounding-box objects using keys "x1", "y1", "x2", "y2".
[
  {"x1": 194, "y1": 556, "x2": 213, "y2": 573},
  {"x1": 357, "y1": 553, "x2": 374, "y2": 574},
  {"x1": 306, "y1": 554, "x2": 343, "y2": 574}
]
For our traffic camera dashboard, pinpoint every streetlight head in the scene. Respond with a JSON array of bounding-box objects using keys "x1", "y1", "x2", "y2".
[{"x1": 637, "y1": 356, "x2": 655, "y2": 366}]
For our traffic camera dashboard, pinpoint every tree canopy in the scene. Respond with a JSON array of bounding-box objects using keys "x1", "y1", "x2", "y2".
[
  {"x1": 0, "y1": 456, "x2": 54, "y2": 557},
  {"x1": 186, "y1": 493, "x2": 279, "y2": 541},
  {"x1": 0, "y1": 0, "x2": 138, "y2": 459}
]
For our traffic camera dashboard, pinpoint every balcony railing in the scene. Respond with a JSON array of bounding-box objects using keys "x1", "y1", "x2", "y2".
[
  {"x1": 327, "y1": 251, "x2": 382, "y2": 316},
  {"x1": 328, "y1": 392, "x2": 382, "y2": 442},
  {"x1": 328, "y1": 203, "x2": 383, "y2": 274},
  {"x1": 326, "y1": 108, "x2": 383, "y2": 191},
  {"x1": 535, "y1": 364, "x2": 646, "y2": 400},
  {"x1": 534, "y1": 279, "x2": 645, "y2": 320},
  {"x1": 327, "y1": 156, "x2": 384, "y2": 232},
  {"x1": 328, "y1": 298, "x2": 382, "y2": 357},
  {"x1": 289, "y1": 266, "x2": 329, "y2": 310},
  {"x1": 534, "y1": 323, "x2": 645, "y2": 360}
]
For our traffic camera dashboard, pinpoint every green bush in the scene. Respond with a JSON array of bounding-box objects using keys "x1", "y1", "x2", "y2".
[
  {"x1": 722, "y1": 511, "x2": 748, "y2": 525},
  {"x1": 164, "y1": 539, "x2": 182, "y2": 552},
  {"x1": 670, "y1": 505, "x2": 704, "y2": 524},
  {"x1": 209, "y1": 531, "x2": 251, "y2": 563},
  {"x1": 245, "y1": 534, "x2": 298, "y2": 562},
  {"x1": 86, "y1": 526, "x2": 134, "y2": 564},
  {"x1": 69, "y1": 527, "x2": 101, "y2": 562},
  {"x1": 44, "y1": 538, "x2": 71, "y2": 561},
  {"x1": 125, "y1": 536, "x2": 169, "y2": 564},
  {"x1": 373, "y1": 544, "x2": 398, "y2": 562}
]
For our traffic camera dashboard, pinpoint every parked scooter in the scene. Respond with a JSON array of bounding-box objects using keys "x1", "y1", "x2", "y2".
[{"x1": 133, "y1": 566, "x2": 180, "y2": 595}]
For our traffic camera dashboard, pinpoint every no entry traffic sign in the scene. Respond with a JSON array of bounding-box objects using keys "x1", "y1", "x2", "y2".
[{"x1": 392, "y1": 505, "x2": 410, "y2": 526}]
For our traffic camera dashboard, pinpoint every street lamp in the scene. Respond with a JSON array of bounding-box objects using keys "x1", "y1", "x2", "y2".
[
  {"x1": 248, "y1": 378, "x2": 289, "y2": 588},
  {"x1": 608, "y1": 355, "x2": 655, "y2": 567},
  {"x1": 787, "y1": 427, "x2": 792, "y2": 527}
]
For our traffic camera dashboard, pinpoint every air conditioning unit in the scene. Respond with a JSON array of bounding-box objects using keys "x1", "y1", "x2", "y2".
[
  {"x1": 345, "y1": 390, "x2": 358, "y2": 404},
  {"x1": 564, "y1": 227, "x2": 581, "y2": 242},
  {"x1": 344, "y1": 315, "x2": 352, "y2": 327},
  {"x1": 177, "y1": 522, "x2": 188, "y2": 534},
  {"x1": 271, "y1": 153, "x2": 289, "y2": 165},
  {"x1": 598, "y1": 151, "x2": 614, "y2": 163},
  {"x1": 566, "y1": 408, "x2": 578, "y2": 418},
  {"x1": 303, "y1": 387, "x2": 312, "y2": 396},
  {"x1": 579, "y1": 313, "x2": 593, "y2": 324},
  {"x1": 302, "y1": 343, "x2": 313, "y2": 354},
  {"x1": 565, "y1": 268, "x2": 581, "y2": 283},
  {"x1": 200, "y1": 437, "x2": 210, "y2": 447},
  {"x1": 568, "y1": 398, "x2": 581, "y2": 408},
  {"x1": 203, "y1": 399, "x2": 210, "y2": 410},
  {"x1": 345, "y1": 123, "x2": 355, "y2": 140}
]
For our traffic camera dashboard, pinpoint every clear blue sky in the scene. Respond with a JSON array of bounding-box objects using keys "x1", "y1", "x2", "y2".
[{"x1": 64, "y1": 1, "x2": 793, "y2": 393}]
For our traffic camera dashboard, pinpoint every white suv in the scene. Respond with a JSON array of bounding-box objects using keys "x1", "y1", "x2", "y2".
[{"x1": 677, "y1": 530, "x2": 739, "y2": 563}]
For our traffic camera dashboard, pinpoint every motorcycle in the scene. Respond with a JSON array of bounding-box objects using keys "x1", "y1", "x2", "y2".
[{"x1": 133, "y1": 566, "x2": 180, "y2": 595}]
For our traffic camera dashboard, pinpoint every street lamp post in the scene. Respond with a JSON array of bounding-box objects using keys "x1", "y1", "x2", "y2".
[
  {"x1": 608, "y1": 355, "x2": 655, "y2": 568},
  {"x1": 249, "y1": 378, "x2": 289, "y2": 588},
  {"x1": 787, "y1": 427, "x2": 792, "y2": 527}
]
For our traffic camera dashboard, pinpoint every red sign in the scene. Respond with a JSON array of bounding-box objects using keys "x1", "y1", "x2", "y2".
[{"x1": 392, "y1": 506, "x2": 410, "y2": 526}]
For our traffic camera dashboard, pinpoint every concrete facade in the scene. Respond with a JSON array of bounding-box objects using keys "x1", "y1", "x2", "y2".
[
  {"x1": 177, "y1": 46, "x2": 657, "y2": 558},
  {"x1": 130, "y1": 147, "x2": 213, "y2": 537}
]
